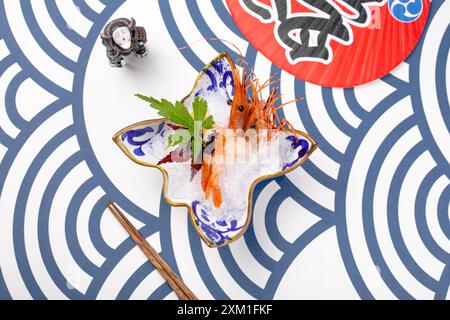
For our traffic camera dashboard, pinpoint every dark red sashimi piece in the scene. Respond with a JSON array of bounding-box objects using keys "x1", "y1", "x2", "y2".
[{"x1": 157, "y1": 147, "x2": 190, "y2": 165}]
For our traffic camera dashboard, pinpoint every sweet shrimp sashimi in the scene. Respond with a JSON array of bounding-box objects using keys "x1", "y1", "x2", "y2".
[
  {"x1": 202, "y1": 132, "x2": 225, "y2": 208},
  {"x1": 201, "y1": 64, "x2": 299, "y2": 208}
]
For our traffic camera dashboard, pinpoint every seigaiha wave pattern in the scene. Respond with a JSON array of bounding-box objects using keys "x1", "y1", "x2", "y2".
[{"x1": 0, "y1": 0, "x2": 448, "y2": 300}]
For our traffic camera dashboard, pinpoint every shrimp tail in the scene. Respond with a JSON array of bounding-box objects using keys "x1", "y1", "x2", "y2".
[
  {"x1": 212, "y1": 186, "x2": 222, "y2": 208},
  {"x1": 201, "y1": 162, "x2": 211, "y2": 191},
  {"x1": 204, "y1": 172, "x2": 223, "y2": 208}
]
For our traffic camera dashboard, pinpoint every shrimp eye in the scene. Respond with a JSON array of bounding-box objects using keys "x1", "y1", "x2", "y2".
[
  {"x1": 227, "y1": 99, "x2": 232, "y2": 105},
  {"x1": 239, "y1": 105, "x2": 245, "y2": 112},
  {"x1": 250, "y1": 124, "x2": 256, "y2": 129}
]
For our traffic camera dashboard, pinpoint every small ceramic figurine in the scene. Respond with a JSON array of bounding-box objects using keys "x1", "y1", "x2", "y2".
[{"x1": 101, "y1": 18, "x2": 148, "y2": 67}]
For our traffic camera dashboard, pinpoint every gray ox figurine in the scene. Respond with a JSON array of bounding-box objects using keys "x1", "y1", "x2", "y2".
[{"x1": 101, "y1": 18, "x2": 148, "y2": 67}]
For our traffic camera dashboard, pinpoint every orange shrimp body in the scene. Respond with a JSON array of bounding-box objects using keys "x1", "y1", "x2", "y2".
[
  {"x1": 202, "y1": 132, "x2": 225, "y2": 208},
  {"x1": 228, "y1": 69, "x2": 251, "y2": 130}
]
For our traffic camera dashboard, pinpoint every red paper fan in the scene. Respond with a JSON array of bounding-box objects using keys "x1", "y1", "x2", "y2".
[{"x1": 226, "y1": 0, "x2": 430, "y2": 88}]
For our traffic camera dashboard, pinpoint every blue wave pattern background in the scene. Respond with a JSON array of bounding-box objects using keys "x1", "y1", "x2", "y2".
[{"x1": 0, "y1": 0, "x2": 448, "y2": 300}]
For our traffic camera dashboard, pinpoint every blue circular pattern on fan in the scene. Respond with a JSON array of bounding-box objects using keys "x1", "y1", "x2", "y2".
[
  {"x1": 0, "y1": 0, "x2": 448, "y2": 300},
  {"x1": 388, "y1": 0, "x2": 424, "y2": 23}
]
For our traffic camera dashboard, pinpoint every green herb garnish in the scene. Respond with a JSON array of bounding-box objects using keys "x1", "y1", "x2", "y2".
[
  {"x1": 136, "y1": 94, "x2": 215, "y2": 158},
  {"x1": 192, "y1": 96, "x2": 215, "y2": 130}
]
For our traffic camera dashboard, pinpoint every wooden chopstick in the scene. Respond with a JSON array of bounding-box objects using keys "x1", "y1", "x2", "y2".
[{"x1": 107, "y1": 202, "x2": 198, "y2": 300}]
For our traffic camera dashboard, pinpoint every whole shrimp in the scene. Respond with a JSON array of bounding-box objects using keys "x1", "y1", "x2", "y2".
[{"x1": 202, "y1": 65, "x2": 299, "y2": 208}]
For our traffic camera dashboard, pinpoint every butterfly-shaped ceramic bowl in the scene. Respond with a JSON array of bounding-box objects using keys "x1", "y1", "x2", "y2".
[{"x1": 114, "y1": 53, "x2": 317, "y2": 248}]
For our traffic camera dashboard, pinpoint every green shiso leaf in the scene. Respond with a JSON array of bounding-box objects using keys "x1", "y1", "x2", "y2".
[
  {"x1": 136, "y1": 94, "x2": 215, "y2": 159},
  {"x1": 203, "y1": 115, "x2": 215, "y2": 129},
  {"x1": 192, "y1": 96, "x2": 208, "y2": 122}
]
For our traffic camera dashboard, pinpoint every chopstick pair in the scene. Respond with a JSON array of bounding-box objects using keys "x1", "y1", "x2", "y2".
[{"x1": 107, "y1": 202, "x2": 198, "y2": 300}]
